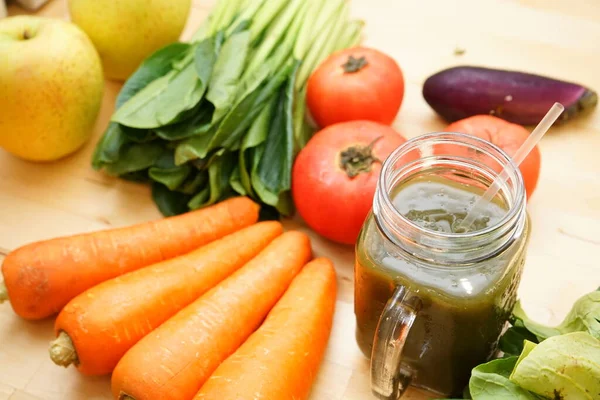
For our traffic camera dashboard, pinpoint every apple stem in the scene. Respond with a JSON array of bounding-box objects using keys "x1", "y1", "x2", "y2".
[{"x1": 22, "y1": 29, "x2": 32, "y2": 40}]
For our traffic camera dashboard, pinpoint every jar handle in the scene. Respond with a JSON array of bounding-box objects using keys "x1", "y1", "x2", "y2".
[{"x1": 370, "y1": 285, "x2": 421, "y2": 399}]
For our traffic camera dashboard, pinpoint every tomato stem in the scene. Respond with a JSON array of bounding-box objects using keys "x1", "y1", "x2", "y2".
[
  {"x1": 339, "y1": 136, "x2": 383, "y2": 178},
  {"x1": 342, "y1": 55, "x2": 368, "y2": 73}
]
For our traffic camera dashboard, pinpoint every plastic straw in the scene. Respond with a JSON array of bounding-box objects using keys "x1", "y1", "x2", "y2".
[{"x1": 459, "y1": 102, "x2": 565, "y2": 231}]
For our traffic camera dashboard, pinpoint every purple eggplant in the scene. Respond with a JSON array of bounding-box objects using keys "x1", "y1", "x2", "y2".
[{"x1": 422, "y1": 66, "x2": 597, "y2": 125}]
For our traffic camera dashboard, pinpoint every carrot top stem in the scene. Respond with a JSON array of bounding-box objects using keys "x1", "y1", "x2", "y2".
[
  {"x1": 49, "y1": 331, "x2": 78, "y2": 367},
  {"x1": 0, "y1": 282, "x2": 7, "y2": 303}
]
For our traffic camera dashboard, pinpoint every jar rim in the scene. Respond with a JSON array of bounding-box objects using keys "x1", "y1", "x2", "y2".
[{"x1": 376, "y1": 131, "x2": 526, "y2": 257}]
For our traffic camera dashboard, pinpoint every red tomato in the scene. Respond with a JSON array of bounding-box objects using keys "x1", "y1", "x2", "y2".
[
  {"x1": 292, "y1": 120, "x2": 408, "y2": 245},
  {"x1": 443, "y1": 115, "x2": 542, "y2": 200},
  {"x1": 306, "y1": 47, "x2": 405, "y2": 128}
]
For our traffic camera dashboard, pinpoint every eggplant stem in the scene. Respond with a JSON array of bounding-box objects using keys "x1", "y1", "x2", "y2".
[
  {"x1": 49, "y1": 331, "x2": 78, "y2": 368},
  {"x1": 0, "y1": 282, "x2": 8, "y2": 303}
]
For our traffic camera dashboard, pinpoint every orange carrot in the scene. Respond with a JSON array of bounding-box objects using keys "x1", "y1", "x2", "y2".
[
  {"x1": 111, "y1": 231, "x2": 312, "y2": 400},
  {"x1": 0, "y1": 197, "x2": 259, "y2": 320},
  {"x1": 49, "y1": 221, "x2": 283, "y2": 376},
  {"x1": 194, "y1": 257, "x2": 337, "y2": 400}
]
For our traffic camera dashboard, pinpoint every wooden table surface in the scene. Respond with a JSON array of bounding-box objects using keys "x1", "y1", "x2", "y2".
[{"x1": 1, "y1": 0, "x2": 599, "y2": 399}]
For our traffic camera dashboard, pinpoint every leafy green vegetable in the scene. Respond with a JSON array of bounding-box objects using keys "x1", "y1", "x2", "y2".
[
  {"x1": 499, "y1": 322, "x2": 540, "y2": 357},
  {"x1": 188, "y1": 152, "x2": 235, "y2": 209},
  {"x1": 92, "y1": 0, "x2": 364, "y2": 217},
  {"x1": 256, "y1": 61, "x2": 299, "y2": 196},
  {"x1": 148, "y1": 152, "x2": 191, "y2": 191},
  {"x1": 206, "y1": 30, "x2": 252, "y2": 122},
  {"x1": 154, "y1": 103, "x2": 214, "y2": 141},
  {"x1": 152, "y1": 182, "x2": 192, "y2": 217},
  {"x1": 210, "y1": 60, "x2": 295, "y2": 152},
  {"x1": 104, "y1": 143, "x2": 165, "y2": 176},
  {"x1": 92, "y1": 123, "x2": 128, "y2": 168},
  {"x1": 512, "y1": 288, "x2": 600, "y2": 340},
  {"x1": 113, "y1": 37, "x2": 217, "y2": 129},
  {"x1": 468, "y1": 357, "x2": 539, "y2": 399},
  {"x1": 117, "y1": 43, "x2": 190, "y2": 109},
  {"x1": 510, "y1": 333, "x2": 600, "y2": 400}
]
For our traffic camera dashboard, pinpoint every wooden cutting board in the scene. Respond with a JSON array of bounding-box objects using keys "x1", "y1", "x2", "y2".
[{"x1": 1, "y1": 0, "x2": 599, "y2": 399}]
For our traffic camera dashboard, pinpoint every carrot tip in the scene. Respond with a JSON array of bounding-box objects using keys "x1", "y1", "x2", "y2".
[
  {"x1": 49, "y1": 331, "x2": 78, "y2": 368},
  {"x1": 0, "y1": 282, "x2": 7, "y2": 303}
]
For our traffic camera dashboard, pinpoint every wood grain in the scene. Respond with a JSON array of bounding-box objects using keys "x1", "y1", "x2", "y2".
[{"x1": 1, "y1": 0, "x2": 599, "y2": 399}]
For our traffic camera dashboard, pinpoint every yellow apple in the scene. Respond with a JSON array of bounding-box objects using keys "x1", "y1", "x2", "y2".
[
  {"x1": 68, "y1": 0, "x2": 192, "y2": 81},
  {"x1": 0, "y1": 16, "x2": 104, "y2": 162}
]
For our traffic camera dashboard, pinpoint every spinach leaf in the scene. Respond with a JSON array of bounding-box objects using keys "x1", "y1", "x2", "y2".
[
  {"x1": 117, "y1": 42, "x2": 190, "y2": 109},
  {"x1": 510, "y1": 332, "x2": 600, "y2": 400},
  {"x1": 151, "y1": 182, "x2": 192, "y2": 217},
  {"x1": 148, "y1": 151, "x2": 191, "y2": 190},
  {"x1": 513, "y1": 288, "x2": 600, "y2": 341},
  {"x1": 154, "y1": 103, "x2": 215, "y2": 141},
  {"x1": 113, "y1": 36, "x2": 217, "y2": 129},
  {"x1": 256, "y1": 60, "x2": 299, "y2": 194},
  {"x1": 229, "y1": 164, "x2": 246, "y2": 195},
  {"x1": 121, "y1": 126, "x2": 156, "y2": 143},
  {"x1": 206, "y1": 30, "x2": 252, "y2": 122},
  {"x1": 239, "y1": 99, "x2": 275, "y2": 196},
  {"x1": 104, "y1": 142, "x2": 164, "y2": 176},
  {"x1": 499, "y1": 323, "x2": 540, "y2": 357},
  {"x1": 94, "y1": 43, "x2": 190, "y2": 169},
  {"x1": 178, "y1": 170, "x2": 208, "y2": 195},
  {"x1": 188, "y1": 152, "x2": 235, "y2": 209},
  {"x1": 208, "y1": 59, "x2": 295, "y2": 153},
  {"x1": 468, "y1": 357, "x2": 539, "y2": 399},
  {"x1": 175, "y1": 130, "x2": 216, "y2": 165},
  {"x1": 92, "y1": 123, "x2": 128, "y2": 169}
]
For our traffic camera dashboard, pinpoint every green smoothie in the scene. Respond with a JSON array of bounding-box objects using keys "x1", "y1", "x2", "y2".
[{"x1": 355, "y1": 174, "x2": 528, "y2": 396}]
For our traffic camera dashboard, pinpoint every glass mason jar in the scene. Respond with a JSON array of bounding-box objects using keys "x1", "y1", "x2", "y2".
[{"x1": 354, "y1": 132, "x2": 530, "y2": 398}]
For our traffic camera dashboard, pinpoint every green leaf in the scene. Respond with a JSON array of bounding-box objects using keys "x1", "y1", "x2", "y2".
[
  {"x1": 117, "y1": 42, "x2": 190, "y2": 109},
  {"x1": 255, "y1": 60, "x2": 299, "y2": 205},
  {"x1": 499, "y1": 324, "x2": 540, "y2": 357},
  {"x1": 121, "y1": 126, "x2": 156, "y2": 143},
  {"x1": 469, "y1": 357, "x2": 539, "y2": 399},
  {"x1": 188, "y1": 152, "x2": 235, "y2": 209},
  {"x1": 292, "y1": 86, "x2": 313, "y2": 152},
  {"x1": 239, "y1": 99, "x2": 276, "y2": 196},
  {"x1": 104, "y1": 142, "x2": 164, "y2": 176},
  {"x1": 510, "y1": 332, "x2": 600, "y2": 400},
  {"x1": 251, "y1": 144, "x2": 278, "y2": 206},
  {"x1": 92, "y1": 123, "x2": 128, "y2": 169},
  {"x1": 113, "y1": 37, "x2": 217, "y2": 129},
  {"x1": 194, "y1": 32, "x2": 221, "y2": 95},
  {"x1": 208, "y1": 59, "x2": 295, "y2": 154},
  {"x1": 178, "y1": 171, "x2": 208, "y2": 195},
  {"x1": 175, "y1": 133, "x2": 215, "y2": 166},
  {"x1": 513, "y1": 340, "x2": 537, "y2": 370},
  {"x1": 229, "y1": 164, "x2": 246, "y2": 195},
  {"x1": 513, "y1": 288, "x2": 600, "y2": 340},
  {"x1": 154, "y1": 103, "x2": 215, "y2": 141},
  {"x1": 93, "y1": 39, "x2": 182, "y2": 169},
  {"x1": 151, "y1": 182, "x2": 192, "y2": 217},
  {"x1": 148, "y1": 152, "x2": 191, "y2": 190},
  {"x1": 206, "y1": 30, "x2": 252, "y2": 122}
]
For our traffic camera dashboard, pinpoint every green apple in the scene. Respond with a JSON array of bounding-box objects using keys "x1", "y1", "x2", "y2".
[
  {"x1": 68, "y1": 0, "x2": 192, "y2": 81},
  {"x1": 0, "y1": 16, "x2": 104, "y2": 162}
]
